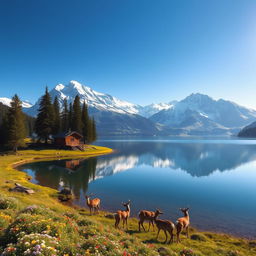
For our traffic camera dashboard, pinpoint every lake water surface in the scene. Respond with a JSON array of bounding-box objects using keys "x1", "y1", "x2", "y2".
[{"x1": 17, "y1": 138, "x2": 256, "y2": 238}]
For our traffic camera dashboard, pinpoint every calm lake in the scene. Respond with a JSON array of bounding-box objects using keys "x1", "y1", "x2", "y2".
[{"x1": 17, "y1": 138, "x2": 256, "y2": 238}]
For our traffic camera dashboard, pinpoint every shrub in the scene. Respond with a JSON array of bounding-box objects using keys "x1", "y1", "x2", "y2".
[
  {"x1": 0, "y1": 212, "x2": 12, "y2": 230},
  {"x1": 5, "y1": 214, "x2": 59, "y2": 243},
  {"x1": 1, "y1": 233, "x2": 59, "y2": 255},
  {"x1": 0, "y1": 196, "x2": 18, "y2": 210}
]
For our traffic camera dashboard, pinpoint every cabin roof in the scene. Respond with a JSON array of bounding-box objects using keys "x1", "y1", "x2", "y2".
[{"x1": 53, "y1": 131, "x2": 83, "y2": 139}]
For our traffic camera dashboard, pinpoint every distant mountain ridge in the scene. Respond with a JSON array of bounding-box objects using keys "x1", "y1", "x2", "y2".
[
  {"x1": 150, "y1": 93, "x2": 256, "y2": 135},
  {"x1": 1, "y1": 81, "x2": 256, "y2": 136},
  {"x1": 0, "y1": 97, "x2": 32, "y2": 109}
]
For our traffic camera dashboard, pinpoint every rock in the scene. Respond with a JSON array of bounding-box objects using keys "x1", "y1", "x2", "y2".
[
  {"x1": 158, "y1": 247, "x2": 170, "y2": 256},
  {"x1": 9, "y1": 183, "x2": 35, "y2": 194}
]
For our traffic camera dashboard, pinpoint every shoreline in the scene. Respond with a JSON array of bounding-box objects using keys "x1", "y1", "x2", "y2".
[
  {"x1": 11, "y1": 148, "x2": 254, "y2": 241},
  {"x1": 0, "y1": 148, "x2": 255, "y2": 255}
]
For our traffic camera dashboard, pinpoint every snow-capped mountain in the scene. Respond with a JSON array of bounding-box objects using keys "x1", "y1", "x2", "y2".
[
  {"x1": 137, "y1": 102, "x2": 176, "y2": 118},
  {"x1": 4, "y1": 80, "x2": 256, "y2": 136},
  {"x1": 25, "y1": 80, "x2": 140, "y2": 116},
  {"x1": 150, "y1": 93, "x2": 256, "y2": 135},
  {"x1": 24, "y1": 80, "x2": 159, "y2": 136},
  {"x1": 0, "y1": 97, "x2": 32, "y2": 108},
  {"x1": 25, "y1": 80, "x2": 174, "y2": 118}
]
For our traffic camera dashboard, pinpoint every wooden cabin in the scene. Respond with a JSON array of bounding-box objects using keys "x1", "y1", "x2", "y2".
[{"x1": 53, "y1": 131, "x2": 83, "y2": 147}]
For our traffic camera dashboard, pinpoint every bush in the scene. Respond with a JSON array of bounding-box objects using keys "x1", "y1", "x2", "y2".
[
  {"x1": 1, "y1": 233, "x2": 59, "y2": 255},
  {"x1": 0, "y1": 196, "x2": 18, "y2": 210},
  {"x1": 0, "y1": 212, "x2": 12, "y2": 230},
  {"x1": 5, "y1": 214, "x2": 59, "y2": 243}
]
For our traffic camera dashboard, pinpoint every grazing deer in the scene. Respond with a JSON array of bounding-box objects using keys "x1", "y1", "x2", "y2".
[
  {"x1": 138, "y1": 210, "x2": 156, "y2": 232},
  {"x1": 85, "y1": 194, "x2": 100, "y2": 215},
  {"x1": 115, "y1": 200, "x2": 131, "y2": 229},
  {"x1": 176, "y1": 207, "x2": 190, "y2": 243},
  {"x1": 154, "y1": 209, "x2": 175, "y2": 244}
]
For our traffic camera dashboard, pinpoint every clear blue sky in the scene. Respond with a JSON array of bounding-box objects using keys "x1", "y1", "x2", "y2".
[{"x1": 1, "y1": 0, "x2": 256, "y2": 108}]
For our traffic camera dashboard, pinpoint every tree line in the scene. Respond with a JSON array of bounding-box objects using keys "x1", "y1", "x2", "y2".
[
  {"x1": 0, "y1": 88, "x2": 97, "y2": 151},
  {"x1": 35, "y1": 87, "x2": 97, "y2": 144}
]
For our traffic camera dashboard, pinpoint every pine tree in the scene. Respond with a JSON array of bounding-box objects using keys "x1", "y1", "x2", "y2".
[
  {"x1": 61, "y1": 98, "x2": 69, "y2": 132},
  {"x1": 72, "y1": 95, "x2": 82, "y2": 133},
  {"x1": 91, "y1": 117, "x2": 97, "y2": 142},
  {"x1": 34, "y1": 87, "x2": 54, "y2": 143},
  {"x1": 81, "y1": 101, "x2": 89, "y2": 143},
  {"x1": 0, "y1": 115, "x2": 8, "y2": 147},
  {"x1": 6, "y1": 94, "x2": 27, "y2": 152},
  {"x1": 53, "y1": 96, "x2": 61, "y2": 134},
  {"x1": 68, "y1": 103, "x2": 73, "y2": 132}
]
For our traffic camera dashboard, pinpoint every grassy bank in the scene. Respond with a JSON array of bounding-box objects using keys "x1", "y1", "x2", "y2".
[{"x1": 0, "y1": 149, "x2": 255, "y2": 256}]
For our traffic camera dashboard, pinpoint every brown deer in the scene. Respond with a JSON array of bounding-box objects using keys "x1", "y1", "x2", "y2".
[
  {"x1": 85, "y1": 194, "x2": 100, "y2": 215},
  {"x1": 176, "y1": 207, "x2": 190, "y2": 243},
  {"x1": 154, "y1": 209, "x2": 175, "y2": 244},
  {"x1": 114, "y1": 200, "x2": 131, "y2": 229},
  {"x1": 138, "y1": 210, "x2": 156, "y2": 232}
]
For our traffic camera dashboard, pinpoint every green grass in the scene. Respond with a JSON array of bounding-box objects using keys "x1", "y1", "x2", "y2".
[{"x1": 0, "y1": 148, "x2": 255, "y2": 255}]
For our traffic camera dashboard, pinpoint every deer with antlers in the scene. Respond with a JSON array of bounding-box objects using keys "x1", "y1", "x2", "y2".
[
  {"x1": 154, "y1": 209, "x2": 175, "y2": 244},
  {"x1": 114, "y1": 200, "x2": 131, "y2": 229},
  {"x1": 176, "y1": 207, "x2": 190, "y2": 243},
  {"x1": 85, "y1": 193, "x2": 100, "y2": 215},
  {"x1": 138, "y1": 210, "x2": 156, "y2": 232}
]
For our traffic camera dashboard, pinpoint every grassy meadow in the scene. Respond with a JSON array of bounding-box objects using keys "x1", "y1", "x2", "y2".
[{"x1": 0, "y1": 148, "x2": 255, "y2": 256}]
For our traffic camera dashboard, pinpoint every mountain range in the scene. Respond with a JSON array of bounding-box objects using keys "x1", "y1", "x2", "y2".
[{"x1": 1, "y1": 80, "x2": 256, "y2": 136}]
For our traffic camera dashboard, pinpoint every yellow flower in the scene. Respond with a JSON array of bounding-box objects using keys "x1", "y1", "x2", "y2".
[{"x1": 31, "y1": 240, "x2": 36, "y2": 244}]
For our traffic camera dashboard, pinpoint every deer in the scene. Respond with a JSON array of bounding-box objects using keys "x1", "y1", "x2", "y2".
[
  {"x1": 176, "y1": 207, "x2": 190, "y2": 243},
  {"x1": 114, "y1": 200, "x2": 131, "y2": 229},
  {"x1": 154, "y1": 209, "x2": 175, "y2": 244},
  {"x1": 85, "y1": 193, "x2": 100, "y2": 215},
  {"x1": 138, "y1": 210, "x2": 156, "y2": 232}
]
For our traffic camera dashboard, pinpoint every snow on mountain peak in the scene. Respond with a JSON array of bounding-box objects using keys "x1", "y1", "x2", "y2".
[
  {"x1": 55, "y1": 84, "x2": 65, "y2": 91},
  {"x1": 0, "y1": 97, "x2": 32, "y2": 108}
]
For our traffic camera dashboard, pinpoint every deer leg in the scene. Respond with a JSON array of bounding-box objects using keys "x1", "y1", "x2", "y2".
[
  {"x1": 164, "y1": 230, "x2": 168, "y2": 243},
  {"x1": 148, "y1": 221, "x2": 151, "y2": 232},
  {"x1": 156, "y1": 228, "x2": 160, "y2": 241},
  {"x1": 141, "y1": 221, "x2": 146, "y2": 232},
  {"x1": 168, "y1": 230, "x2": 174, "y2": 244},
  {"x1": 126, "y1": 218, "x2": 128, "y2": 230},
  {"x1": 115, "y1": 215, "x2": 120, "y2": 229},
  {"x1": 151, "y1": 221, "x2": 155, "y2": 232},
  {"x1": 176, "y1": 223, "x2": 182, "y2": 243},
  {"x1": 90, "y1": 208, "x2": 92, "y2": 215},
  {"x1": 138, "y1": 221, "x2": 141, "y2": 232},
  {"x1": 186, "y1": 226, "x2": 189, "y2": 238},
  {"x1": 123, "y1": 219, "x2": 125, "y2": 229}
]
